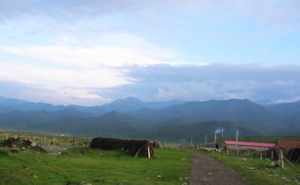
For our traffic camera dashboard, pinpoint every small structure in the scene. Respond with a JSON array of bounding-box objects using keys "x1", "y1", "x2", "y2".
[
  {"x1": 224, "y1": 140, "x2": 277, "y2": 161},
  {"x1": 224, "y1": 140, "x2": 276, "y2": 151},
  {"x1": 90, "y1": 137, "x2": 155, "y2": 159},
  {"x1": 278, "y1": 139, "x2": 300, "y2": 163}
]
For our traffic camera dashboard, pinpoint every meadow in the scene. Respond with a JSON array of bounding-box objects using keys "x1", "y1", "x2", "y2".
[
  {"x1": 208, "y1": 151, "x2": 300, "y2": 185},
  {"x1": 1, "y1": 130, "x2": 300, "y2": 185},
  {"x1": 0, "y1": 147, "x2": 192, "y2": 185}
]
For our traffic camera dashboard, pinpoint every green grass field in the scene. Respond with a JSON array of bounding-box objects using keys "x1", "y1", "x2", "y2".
[
  {"x1": 1, "y1": 130, "x2": 299, "y2": 185},
  {"x1": 0, "y1": 148, "x2": 192, "y2": 185},
  {"x1": 208, "y1": 151, "x2": 300, "y2": 185}
]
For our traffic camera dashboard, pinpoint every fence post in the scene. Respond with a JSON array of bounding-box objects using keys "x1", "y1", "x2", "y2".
[
  {"x1": 271, "y1": 150, "x2": 274, "y2": 160},
  {"x1": 147, "y1": 145, "x2": 151, "y2": 160},
  {"x1": 260, "y1": 152, "x2": 263, "y2": 160},
  {"x1": 280, "y1": 149, "x2": 284, "y2": 168}
]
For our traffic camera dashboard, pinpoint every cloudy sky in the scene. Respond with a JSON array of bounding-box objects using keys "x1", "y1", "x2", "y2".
[{"x1": 0, "y1": 0, "x2": 300, "y2": 105}]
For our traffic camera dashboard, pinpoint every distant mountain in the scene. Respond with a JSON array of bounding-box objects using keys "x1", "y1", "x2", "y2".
[
  {"x1": 266, "y1": 101, "x2": 300, "y2": 134},
  {"x1": 0, "y1": 96, "x2": 182, "y2": 114},
  {"x1": 0, "y1": 96, "x2": 300, "y2": 142},
  {"x1": 149, "y1": 121, "x2": 261, "y2": 143},
  {"x1": 134, "y1": 99, "x2": 274, "y2": 125},
  {"x1": 98, "y1": 97, "x2": 182, "y2": 113},
  {"x1": 267, "y1": 101, "x2": 300, "y2": 116},
  {"x1": 99, "y1": 97, "x2": 145, "y2": 113},
  {"x1": 0, "y1": 96, "x2": 63, "y2": 112}
]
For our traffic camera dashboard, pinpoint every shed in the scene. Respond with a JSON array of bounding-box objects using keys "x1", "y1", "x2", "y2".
[
  {"x1": 90, "y1": 137, "x2": 155, "y2": 159},
  {"x1": 278, "y1": 139, "x2": 300, "y2": 162},
  {"x1": 224, "y1": 140, "x2": 276, "y2": 151}
]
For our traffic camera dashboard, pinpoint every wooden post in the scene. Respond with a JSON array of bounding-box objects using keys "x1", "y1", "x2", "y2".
[
  {"x1": 260, "y1": 152, "x2": 263, "y2": 160},
  {"x1": 271, "y1": 150, "x2": 274, "y2": 160},
  {"x1": 280, "y1": 149, "x2": 284, "y2": 168},
  {"x1": 147, "y1": 146, "x2": 151, "y2": 160}
]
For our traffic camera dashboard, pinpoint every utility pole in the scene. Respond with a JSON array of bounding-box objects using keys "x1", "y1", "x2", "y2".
[
  {"x1": 236, "y1": 129, "x2": 239, "y2": 156},
  {"x1": 214, "y1": 131, "x2": 217, "y2": 144}
]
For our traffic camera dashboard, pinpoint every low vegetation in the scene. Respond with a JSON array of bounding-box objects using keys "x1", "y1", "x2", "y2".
[
  {"x1": 0, "y1": 147, "x2": 192, "y2": 185},
  {"x1": 1, "y1": 131, "x2": 299, "y2": 185},
  {"x1": 208, "y1": 151, "x2": 300, "y2": 185}
]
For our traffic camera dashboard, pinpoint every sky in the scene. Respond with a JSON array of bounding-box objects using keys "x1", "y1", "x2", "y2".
[{"x1": 0, "y1": 0, "x2": 300, "y2": 105}]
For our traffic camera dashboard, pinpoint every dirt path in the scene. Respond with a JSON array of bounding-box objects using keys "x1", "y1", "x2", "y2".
[{"x1": 190, "y1": 153, "x2": 246, "y2": 185}]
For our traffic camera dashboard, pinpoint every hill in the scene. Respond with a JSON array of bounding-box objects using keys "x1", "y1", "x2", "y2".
[{"x1": 0, "y1": 97, "x2": 300, "y2": 142}]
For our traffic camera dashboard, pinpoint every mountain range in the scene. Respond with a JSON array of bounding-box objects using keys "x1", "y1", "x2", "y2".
[{"x1": 0, "y1": 96, "x2": 299, "y2": 143}]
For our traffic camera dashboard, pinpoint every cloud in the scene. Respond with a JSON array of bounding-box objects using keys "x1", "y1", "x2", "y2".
[
  {"x1": 0, "y1": 46, "x2": 174, "y2": 68},
  {"x1": 96, "y1": 64, "x2": 300, "y2": 104},
  {"x1": 1, "y1": 62, "x2": 300, "y2": 105},
  {"x1": 0, "y1": 62, "x2": 134, "y2": 88},
  {"x1": 0, "y1": 1, "x2": 299, "y2": 105},
  {"x1": 0, "y1": 32, "x2": 179, "y2": 105},
  {"x1": 0, "y1": 0, "x2": 138, "y2": 20},
  {"x1": 0, "y1": 81, "x2": 109, "y2": 105},
  {"x1": 0, "y1": 61, "x2": 130, "y2": 105},
  {"x1": 1, "y1": 0, "x2": 299, "y2": 28}
]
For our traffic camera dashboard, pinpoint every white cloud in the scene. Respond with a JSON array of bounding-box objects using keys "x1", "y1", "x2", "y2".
[
  {"x1": 0, "y1": 32, "x2": 177, "y2": 91},
  {"x1": 0, "y1": 80, "x2": 110, "y2": 106},
  {"x1": 155, "y1": 81, "x2": 256, "y2": 102},
  {"x1": 0, "y1": 0, "x2": 299, "y2": 105},
  {"x1": 35, "y1": 88, "x2": 110, "y2": 106},
  {"x1": 105, "y1": 64, "x2": 300, "y2": 103},
  {"x1": 2, "y1": 62, "x2": 300, "y2": 105},
  {"x1": 0, "y1": 45, "x2": 172, "y2": 68},
  {"x1": 0, "y1": 62, "x2": 132, "y2": 88},
  {"x1": 0, "y1": 61, "x2": 132, "y2": 105},
  {"x1": 0, "y1": 31, "x2": 179, "y2": 105}
]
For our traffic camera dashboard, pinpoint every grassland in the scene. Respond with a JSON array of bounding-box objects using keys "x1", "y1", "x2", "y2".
[
  {"x1": 2, "y1": 130, "x2": 299, "y2": 185},
  {"x1": 0, "y1": 147, "x2": 192, "y2": 185},
  {"x1": 208, "y1": 151, "x2": 300, "y2": 185}
]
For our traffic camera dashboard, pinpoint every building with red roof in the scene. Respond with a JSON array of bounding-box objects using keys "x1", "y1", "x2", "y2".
[{"x1": 224, "y1": 140, "x2": 276, "y2": 151}]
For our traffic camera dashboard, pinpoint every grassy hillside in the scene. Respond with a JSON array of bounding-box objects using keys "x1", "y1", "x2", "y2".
[{"x1": 0, "y1": 148, "x2": 192, "y2": 185}]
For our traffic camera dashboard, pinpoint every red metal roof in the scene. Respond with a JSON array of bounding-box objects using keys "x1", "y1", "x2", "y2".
[
  {"x1": 225, "y1": 140, "x2": 276, "y2": 148},
  {"x1": 278, "y1": 139, "x2": 300, "y2": 150}
]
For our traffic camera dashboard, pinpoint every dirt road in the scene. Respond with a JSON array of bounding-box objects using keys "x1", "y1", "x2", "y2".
[{"x1": 190, "y1": 153, "x2": 246, "y2": 185}]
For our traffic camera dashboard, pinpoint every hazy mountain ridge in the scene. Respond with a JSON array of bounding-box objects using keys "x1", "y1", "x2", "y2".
[{"x1": 0, "y1": 96, "x2": 299, "y2": 142}]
